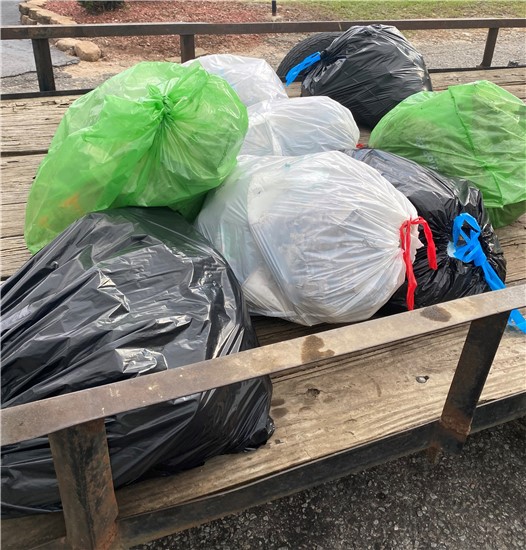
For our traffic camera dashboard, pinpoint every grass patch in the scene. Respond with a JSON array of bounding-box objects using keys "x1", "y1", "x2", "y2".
[{"x1": 276, "y1": 1, "x2": 526, "y2": 20}]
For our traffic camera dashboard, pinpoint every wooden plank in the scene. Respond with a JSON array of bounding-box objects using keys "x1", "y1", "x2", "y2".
[
  {"x1": 111, "y1": 324, "x2": 525, "y2": 516},
  {"x1": 1, "y1": 202, "x2": 524, "y2": 287},
  {"x1": 0, "y1": 155, "x2": 42, "y2": 242},
  {"x1": 1, "y1": 68, "x2": 523, "y2": 155},
  {"x1": 1, "y1": 98, "x2": 73, "y2": 154},
  {"x1": 430, "y1": 67, "x2": 526, "y2": 89},
  {"x1": 0, "y1": 64, "x2": 524, "y2": 549},
  {"x1": 0, "y1": 236, "x2": 31, "y2": 278},
  {"x1": 2, "y1": 19, "x2": 525, "y2": 41},
  {"x1": 1, "y1": 313, "x2": 525, "y2": 548},
  {"x1": 0, "y1": 155, "x2": 42, "y2": 202},
  {"x1": 1, "y1": 513, "x2": 66, "y2": 550},
  {"x1": 4, "y1": 396, "x2": 526, "y2": 550}
]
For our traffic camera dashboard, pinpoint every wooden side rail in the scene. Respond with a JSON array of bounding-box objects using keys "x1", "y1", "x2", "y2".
[
  {"x1": 1, "y1": 286, "x2": 525, "y2": 548},
  {"x1": 1, "y1": 18, "x2": 525, "y2": 94}
]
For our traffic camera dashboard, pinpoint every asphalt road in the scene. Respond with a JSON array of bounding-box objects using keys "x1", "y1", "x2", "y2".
[
  {"x1": 1, "y1": 0, "x2": 77, "y2": 78},
  {"x1": 135, "y1": 418, "x2": 526, "y2": 550}
]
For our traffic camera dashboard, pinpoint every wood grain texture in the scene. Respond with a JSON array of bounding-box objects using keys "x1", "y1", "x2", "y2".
[
  {"x1": 2, "y1": 322, "x2": 523, "y2": 549},
  {"x1": 1, "y1": 97, "x2": 74, "y2": 154},
  {"x1": 114, "y1": 325, "x2": 526, "y2": 516}
]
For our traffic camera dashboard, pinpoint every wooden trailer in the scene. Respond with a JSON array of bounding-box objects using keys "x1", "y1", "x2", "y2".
[{"x1": 1, "y1": 18, "x2": 525, "y2": 550}]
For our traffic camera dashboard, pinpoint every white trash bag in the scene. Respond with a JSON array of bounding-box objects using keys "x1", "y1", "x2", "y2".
[
  {"x1": 240, "y1": 97, "x2": 360, "y2": 156},
  {"x1": 197, "y1": 152, "x2": 435, "y2": 325},
  {"x1": 194, "y1": 159, "x2": 296, "y2": 318},
  {"x1": 183, "y1": 54, "x2": 288, "y2": 106}
]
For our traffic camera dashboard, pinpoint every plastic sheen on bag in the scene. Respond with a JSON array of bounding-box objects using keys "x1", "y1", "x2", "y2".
[
  {"x1": 369, "y1": 80, "x2": 526, "y2": 228},
  {"x1": 240, "y1": 96, "x2": 360, "y2": 156},
  {"x1": 24, "y1": 62, "x2": 248, "y2": 254},
  {"x1": 183, "y1": 54, "x2": 288, "y2": 106},
  {"x1": 350, "y1": 148, "x2": 506, "y2": 311},
  {"x1": 197, "y1": 151, "x2": 436, "y2": 326},
  {"x1": 299, "y1": 25, "x2": 432, "y2": 128},
  {"x1": 2, "y1": 207, "x2": 273, "y2": 517}
]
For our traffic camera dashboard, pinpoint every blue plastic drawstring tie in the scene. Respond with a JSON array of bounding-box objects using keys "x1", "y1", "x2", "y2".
[
  {"x1": 451, "y1": 213, "x2": 525, "y2": 332},
  {"x1": 285, "y1": 52, "x2": 321, "y2": 86}
]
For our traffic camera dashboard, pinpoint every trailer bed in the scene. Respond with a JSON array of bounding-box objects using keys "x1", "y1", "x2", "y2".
[{"x1": 1, "y1": 66, "x2": 525, "y2": 549}]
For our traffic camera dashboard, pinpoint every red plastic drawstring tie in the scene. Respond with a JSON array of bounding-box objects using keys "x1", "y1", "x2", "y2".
[{"x1": 399, "y1": 217, "x2": 438, "y2": 310}]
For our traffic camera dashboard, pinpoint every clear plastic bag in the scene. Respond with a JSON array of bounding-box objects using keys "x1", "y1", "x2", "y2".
[
  {"x1": 183, "y1": 54, "x2": 288, "y2": 106},
  {"x1": 197, "y1": 152, "x2": 422, "y2": 325},
  {"x1": 349, "y1": 148, "x2": 506, "y2": 310},
  {"x1": 240, "y1": 96, "x2": 360, "y2": 156},
  {"x1": 194, "y1": 165, "x2": 296, "y2": 318}
]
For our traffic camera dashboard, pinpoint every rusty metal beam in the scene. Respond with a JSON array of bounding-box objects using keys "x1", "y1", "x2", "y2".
[
  {"x1": 479, "y1": 27, "x2": 499, "y2": 68},
  {"x1": 2, "y1": 392, "x2": 524, "y2": 549},
  {"x1": 180, "y1": 34, "x2": 196, "y2": 63},
  {"x1": 428, "y1": 310, "x2": 510, "y2": 459},
  {"x1": 115, "y1": 392, "x2": 524, "y2": 547},
  {"x1": 1, "y1": 19, "x2": 525, "y2": 41},
  {"x1": 1, "y1": 286, "x2": 524, "y2": 447},
  {"x1": 48, "y1": 419, "x2": 121, "y2": 550},
  {"x1": 31, "y1": 38, "x2": 55, "y2": 92}
]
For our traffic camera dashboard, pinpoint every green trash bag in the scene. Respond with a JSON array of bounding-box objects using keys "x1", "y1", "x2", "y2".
[
  {"x1": 369, "y1": 80, "x2": 526, "y2": 228},
  {"x1": 24, "y1": 62, "x2": 248, "y2": 253}
]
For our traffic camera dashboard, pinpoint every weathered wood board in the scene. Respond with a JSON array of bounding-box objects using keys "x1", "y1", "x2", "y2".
[
  {"x1": 3, "y1": 321, "x2": 525, "y2": 548},
  {"x1": 1, "y1": 65, "x2": 525, "y2": 279}
]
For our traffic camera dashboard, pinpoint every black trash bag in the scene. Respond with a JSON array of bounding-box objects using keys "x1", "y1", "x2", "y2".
[
  {"x1": 1, "y1": 207, "x2": 273, "y2": 517},
  {"x1": 348, "y1": 148, "x2": 506, "y2": 311},
  {"x1": 301, "y1": 25, "x2": 432, "y2": 128}
]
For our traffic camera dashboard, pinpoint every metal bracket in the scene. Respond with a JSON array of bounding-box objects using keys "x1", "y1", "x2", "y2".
[
  {"x1": 49, "y1": 419, "x2": 122, "y2": 549},
  {"x1": 428, "y1": 310, "x2": 510, "y2": 461}
]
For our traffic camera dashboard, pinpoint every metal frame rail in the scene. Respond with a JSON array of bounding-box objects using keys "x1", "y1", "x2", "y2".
[
  {"x1": 2, "y1": 286, "x2": 525, "y2": 549},
  {"x1": 1, "y1": 18, "x2": 525, "y2": 98}
]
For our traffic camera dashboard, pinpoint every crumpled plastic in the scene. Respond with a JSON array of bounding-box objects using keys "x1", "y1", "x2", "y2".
[
  {"x1": 350, "y1": 148, "x2": 506, "y2": 311},
  {"x1": 240, "y1": 96, "x2": 360, "y2": 156},
  {"x1": 369, "y1": 80, "x2": 526, "y2": 227},
  {"x1": 197, "y1": 151, "x2": 422, "y2": 325},
  {"x1": 184, "y1": 54, "x2": 288, "y2": 106},
  {"x1": 2, "y1": 207, "x2": 273, "y2": 517},
  {"x1": 301, "y1": 24, "x2": 432, "y2": 128},
  {"x1": 24, "y1": 62, "x2": 248, "y2": 253}
]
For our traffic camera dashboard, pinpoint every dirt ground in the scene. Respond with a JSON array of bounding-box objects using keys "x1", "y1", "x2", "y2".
[
  {"x1": 42, "y1": 0, "x2": 526, "y2": 83},
  {"x1": 46, "y1": 0, "x2": 331, "y2": 61}
]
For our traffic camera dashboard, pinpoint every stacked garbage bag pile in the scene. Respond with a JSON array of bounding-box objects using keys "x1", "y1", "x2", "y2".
[
  {"x1": 196, "y1": 151, "x2": 433, "y2": 325},
  {"x1": 2, "y1": 42, "x2": 525, "y2": 515},
  {"x1": 348, "y1": 148, "x2": 507, "y2": 311}
]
